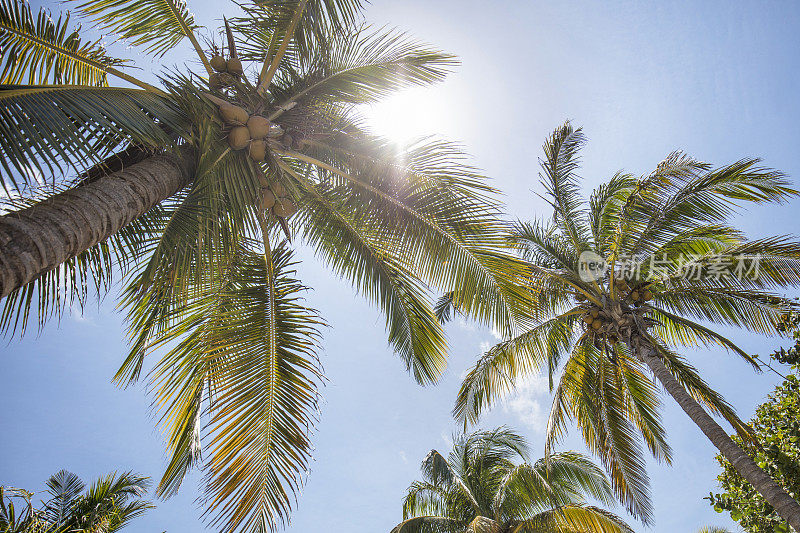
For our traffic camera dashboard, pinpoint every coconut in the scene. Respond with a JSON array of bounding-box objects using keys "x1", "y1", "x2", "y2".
[
  {"x1": 582, "y1": 314, "x2": 594, "y2": 324},
  {"x1": 291, "y1": 131, "x2": 304, "y2": 150},
  {"x1": 227, "y1": 58, "x2": 243, "y2": 76},
  {"x1": 219, "y1": 72, "x2": 235, "y2": 87},
  {"x1": 249, "y1": 139, "x2": 267, "y2": 162},
  {"x1": 260, "y1": 188, "x2": 276, "y2": 210},
  {"x1": 247, "y1": 115, "x2": 271, "y2": 139},
  {"x1": 273, "y1": 198, "x2": 297, "y2": 218},
  {"x1": 281, "y1": 133, "x2": 294, "y2": 149},
  {"x1": 210, "y1": 55, "x2": 227, "y2": 72},
  {"x1": 590, "y1": 308, "x2": 599, "y2": 318},
  {"x1": 643, "y1": 290, "x2": 653, "y2": 301},
  {"x1": 631, "y1": 290, "x2": 640, "y2": 301},
  {"x1": 270, "y1": 182, "x2": 286, "y2": 197},
  {"x1": 219, "y1": 104, "x2": 249, "y2": 125},
  {"x1": 592, "y1": 319, "x2": 602, "y2": 330},
  {"x1": 209, "y1": 73, "x2": 223, "y2": 91},
  {"x1": 228, "y1": 126, "x2": 250, "y2": 150}
]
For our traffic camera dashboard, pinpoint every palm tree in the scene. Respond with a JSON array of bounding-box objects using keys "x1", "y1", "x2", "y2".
[
  {"x1": 390, "y1": 427, "x2": 633, "y2": 533},
  {"x1": 0, "y1": 469, "x2": 153, "y2": 532},
  {"x1": 0, "y1": 1, "x2": 532, "y2": 531},
  {"x1": 452, "y1": 122, "x2": 800, "y2": 528}
]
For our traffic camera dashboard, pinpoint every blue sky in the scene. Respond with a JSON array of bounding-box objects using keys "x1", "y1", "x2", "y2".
[{"x1": 2, "y1": 1, "x2": 800, "y2": 532}]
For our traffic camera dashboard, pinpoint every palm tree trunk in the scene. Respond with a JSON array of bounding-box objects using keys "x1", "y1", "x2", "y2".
[
  {"x1": 633, "y1": 341, "x2": 800, "y2": 531},
  {"x1": 0, "y1": 148, "x2": 195, "y2": 298}
]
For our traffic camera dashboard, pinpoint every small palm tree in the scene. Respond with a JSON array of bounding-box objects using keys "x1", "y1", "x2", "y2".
[
  {"x1": 0, "y1": 469, "x2": 152, "y2": 532},
  {"x1": 0, "y1": 1, "x2": 531, "y2": 531},
  {"x1": 391, "y1": 427, "x2": 633, "y2": 533},
  {"x1": 453, "y1": 122, "x2": 800, "y2": 528}
]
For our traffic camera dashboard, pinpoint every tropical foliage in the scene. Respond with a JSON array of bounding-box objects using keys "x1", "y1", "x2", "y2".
[
  {"x1": 709, "y1": 312, "x2": 800, "y2": 533},
  {"x1": 452, "y1": 121, "x2": 800, "y2": 525},
  {"x1": 0, "y1": 469, "x2": 152, "y2": 532},
  {"x1": 0, "y1": 1, "x2": 533, "y2": 531},
  {"x1": 391, "y1": 427, "x2": 632, "y2": 533}
]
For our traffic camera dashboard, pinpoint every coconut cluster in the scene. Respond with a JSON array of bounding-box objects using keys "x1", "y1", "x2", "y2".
[
  {"x1": 578, "y1": 279, "x2": 656, "y2": 348},
  {"x1": 218, "y1": 103, "x2": 275, "y2": 162},
  {"x1": 260, "y1": 179, "x2": 298, "y2": 219},
  {"x1": 613, "y1": 278, "x2": 653, "y2": 305},
  {"x1": 209, "y1": 54, "x2": 243, "y2": 90}
]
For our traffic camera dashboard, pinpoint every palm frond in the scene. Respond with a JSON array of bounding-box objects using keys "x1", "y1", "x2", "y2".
[
  {"x1": 68, "y1": 0, "x2": 207, "y2": 63},
  {"x1": 538, "y1": 121, "x2": 590, "y2": 252},
  {"x1": 297, "y1": 172, "x2": 448, "y2": 384},
  {"x1": 43, "y1": 470, "x2": 84, "y2": 527},
  {"x1": 390, "y1": 515, "x2": 463, "y2": 533},
  {"x1": 0, "y1": 85, "x2": 186, "y2": 191},
  {"x1": 453, "y1": 314, "x2": 576, "y2": 426},
  {"x1": 508, "y1": 505, "x2": 634, "y2": 533},
  {"x1": 0, "y1": 0, "x2": 128, "y2": 85},
  {"x1": 269, "y1": 26, "x2": 457, "y2": 112}
]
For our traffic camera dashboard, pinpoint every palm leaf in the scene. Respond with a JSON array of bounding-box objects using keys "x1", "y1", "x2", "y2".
[
  {"x1": 0, "y1": 85, "x2": 186, "y2": 191},
  {"x1": 68, "y1": 0, "x2": 207, "y2": 62},
  {"x1": 0, "y1": 0, "x2": 128, "y2": 85}
]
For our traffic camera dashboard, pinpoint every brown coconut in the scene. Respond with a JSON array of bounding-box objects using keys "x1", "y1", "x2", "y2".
[
  {"x1": 260, "y1": 188, "x2": 276, "y2": 210},
  {"x1": 273, "y1": 198, "x2": 297, "y2": 218},
  {"x1": 219, "y1": 104, "x2": 249, "y2": 125},
  {"x1": 228, "y1": 126, "x2": 250, "y2": 150},
  {"x1": 247, "y1": 115, "x2": 271, "y2": 139},
  {"x1": 270, "y1": 182, "x2": 286, "y2": 197},
  {"x1": 210, "y1": 55, "x2": 227, "y2": 72},
  {"x1": 592, "y1": 319, "x2": 602, "y2": 330},
  {"x1": 209, "y1": 73, "x2": 223, "y2": 91},
  {"x1": 249, "y1": 140, "x2": 267, "y2": 162},
  {"x1": 219, "y1": 72, "x2": 235, "y2": 87},
  {"x1": 227, "y1": 58, "x2": 243, "y2": 76}
]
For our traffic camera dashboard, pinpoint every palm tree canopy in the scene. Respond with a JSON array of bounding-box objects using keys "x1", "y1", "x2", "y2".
[
  {"x1": 0, "y1": 1, "x2": 535, "y2": 532},
  {"x1": 453, "y1": 121, "x2": 800, "y2": 524},
  {"x1": 0, "y1": 469, "x2": 153, "y2": 532},
  {"x1": 392, "y1": 427, "x2": 633, "y2": 533}
]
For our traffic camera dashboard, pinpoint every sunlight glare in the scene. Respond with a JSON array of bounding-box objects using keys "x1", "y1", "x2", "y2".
[{"x1": 362, "y1": 87, "x2": 454, "y2": 145}]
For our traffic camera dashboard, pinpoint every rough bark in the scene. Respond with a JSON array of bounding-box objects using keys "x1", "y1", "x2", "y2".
[
  {"x1": 634, "y1": 341, "x2": 800, "y2": 532},
  {"x1": 0, "y1": 147, "x2": 195, "y2": 298}
]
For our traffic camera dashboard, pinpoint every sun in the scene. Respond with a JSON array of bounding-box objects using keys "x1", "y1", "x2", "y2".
[{"x1": 362, "y1": 86, "x2": 455, "y2": 145}]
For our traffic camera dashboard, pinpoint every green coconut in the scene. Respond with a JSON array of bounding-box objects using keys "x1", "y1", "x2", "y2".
[
  {"x1": 227, "y1": 58, "x2": 243, "y2": 76},
  {"x1": 247, "y1": 115, "x2": 271, "y2": 139},
  {"x1": 249, "y1": 139, "x2": 267, "y2": 162},
  {"x1": 210, "y1": 55, "x2": 227, "y2": 72},
  {"x1": 273, "y1": 198, "x2": 297, "y2": 218},
  {"x1": 228, "y1": 126, "x2": 250, "y2": 150},
  {"x1": 260, "y1": 188, "x2": 276, "y2": 211},
  {"x1": 219, "y1": 104, "x2": 249, "y2": 125}
]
